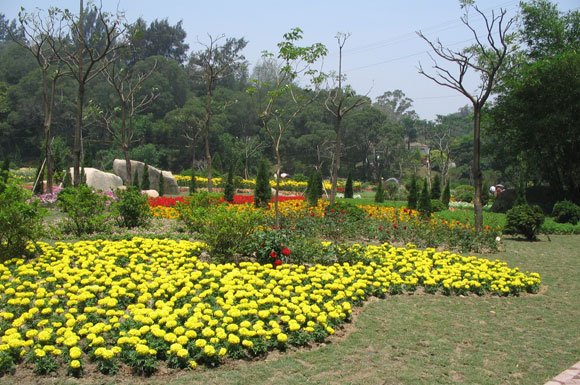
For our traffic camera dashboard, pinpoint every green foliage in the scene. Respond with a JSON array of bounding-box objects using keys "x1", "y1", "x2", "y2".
[
  {"x1": 114, "y1": 186, "x2": 151, "y2": 228},
  {"x1": 178, "y1": 204, "x2": 263, "y2": 262},
  {"x1": 504, "y1": 204, "x2": 545, "y2": 241},
  {"x1": 552, "y1": 200, "x2": 580, "y2": 225},
  {"x1": 33, "y1": 162, "x2": 44, "y2": 195},
  {"x1": 223, "y1": 165, "x2": 235, "y2": 203},
  {"x1": 453, "y1": 185, "x2": 474, "y2": 203},
  {"x1": 132, "y1": 169, "x2": 140, "y2": 188},
  {"x1": 212, "y1": 152, "x2": 223, "y2": 174},
  {"x1": 307, "y1": 169, "x2": 322, "y2": 206},
  {"x1": 0, "y1": 178, "x2": 45, "y2": 262},
  {"x1": 374, "y1": 179, "x2": 384, "y2": 203},
  {"x1": 431, "y1": 174, "x2": 441, "y2": 200},
  {"x1": 63, "y1": 169, "x2": 72, "y2": 188},
  {"x1": 141, "y1": 164, "x2": 150, "y2": 190},
  {"x1": 158, "y1": 171, "x2": 165, "y2": 196},
  {"x1": 248, "y1": 228, "x2": 291, "y2": 265},
  {"x1": 189, "y1": 172, "x2": 197, "y2": 195},
  {"x1": 79, "y1": 166, "x2": 87, "y2": 186},
  {"x1": 344, "y1": 172, "x2": 354, "y2": 199},
  {"x1": 58, "y1": 185, "x2": 110, "y2": 237},
  {"x1": 481, "y1": 183, "x2": 490, "y2": 206},
  {"x1": 515, "y1": 181, "x2": 527, "y2": 206},
  {"x1": 430, "y1": 199, "x2": 447, "y2": 213},
  {"x1": 418, "y1": 178, "x2": 432, "y2": 217},
  {"x1": 254, "y1": 159, "x2": 271, "y2": 208},
  {"x1": 441, "y1": 181, "x2": 451, "y2": 208},
  {"x1": 407, "y1": 174, "x2": 418, "y2": 210}
]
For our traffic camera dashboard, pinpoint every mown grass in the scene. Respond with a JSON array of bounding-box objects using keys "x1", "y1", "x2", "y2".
[{"x1": 15, "y1": 234, "x2": 578, "y2": 385}]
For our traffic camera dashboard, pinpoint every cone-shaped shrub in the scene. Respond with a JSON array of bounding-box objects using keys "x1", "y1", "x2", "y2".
[
  {"x1": 345, "y1": 171, "x2": 354, "y2": 199},
  {"x1": 223, "y1": 166, "x2": 235, "y2": 203},
  {"x1": 431, "y1": 174, "x2": 441, "y2": 200},
  {"x1": 418, "y1": 177, "x2": 432, "y2": 217},
  {"x1": 254, "y1": 159, "x2": 271, "y2": 208},
  {"x1": 407, "y1": 173, "x2": 418, "y2": 210}
]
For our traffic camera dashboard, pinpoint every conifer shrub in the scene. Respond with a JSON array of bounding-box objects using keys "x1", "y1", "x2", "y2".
[
  {"x1": 407, "y1": 174, "x2": 418, "y2": 210},
  {"x1": 431, "y1": 174, "x2": 441, "y2": 200},
  {"x1": 141, "y1": 164, "x2": 150, "y2": 190},
  {"x1": 441, "y1": 181, "x2": 451, "y2": 208},
  {"x1": 374, "y1": 178, "x2": 384, "y2": 203},
  {"x1": 223, "y1": 166, "x2": 235, "y2": 203},
  {"x1": 344, "y1": 171, "x2": 354, "y2": 199},
  {"x1": 254, "y1": 159, "x2": 271, "y2": 208},
  {"x1": 418, "y1": 178, "x2": 432, "y2": 217},
  {"x1": 158, "y1": 171, "x2": 165, "y2": 196}
]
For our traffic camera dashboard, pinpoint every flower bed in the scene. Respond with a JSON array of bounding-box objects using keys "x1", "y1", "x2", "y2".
[{"x1": 0, "y1": 238, "x2": 540, "y2": 377}]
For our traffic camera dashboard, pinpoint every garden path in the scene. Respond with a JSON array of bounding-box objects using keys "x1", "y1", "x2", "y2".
[{"x1": 545, "y1": 361, "x2": 580, "y2": 384}]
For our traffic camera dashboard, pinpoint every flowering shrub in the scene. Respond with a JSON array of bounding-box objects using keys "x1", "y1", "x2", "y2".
[{"x1": 0, "y1": 238, "x2": 540, "y2": 377}]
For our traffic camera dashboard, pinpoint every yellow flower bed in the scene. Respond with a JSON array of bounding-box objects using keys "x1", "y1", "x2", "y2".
[
  {"x1": 0, "y1": 238, "x2": 540, "y2": 376},
  {"x1": 173, "y1": 175, "x2": 362, "y2": 191}
]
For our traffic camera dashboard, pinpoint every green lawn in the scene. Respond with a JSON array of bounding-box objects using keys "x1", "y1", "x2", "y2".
[{"x1": 15, "y1": 234, "x2": 579, "y2": 385}]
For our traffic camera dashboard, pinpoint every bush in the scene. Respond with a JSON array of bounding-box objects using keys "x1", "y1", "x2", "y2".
[
  {"x1": 141, "y1": 163, "x2": 150, "y2": 190},
  {"x1": 58, "y1": 185, "x2": 110, "y2": 237},
  {"x1": 431, "y1": 174, "x2": 441, "y2": 199},
  {"x1": 0, "y1": 178, "x2": 45, "y2": 261},
  {"x1": 504, "y1": 204, "x2": 544, "y2": 241},
  {"x1": 418, "y1": 178, "x2": 432, "y2": 217},
  {"x1": 189, "y1": 172, "x2": 197, "y2": 195},
  {"x1": 374, "y1": 179, "x2": 384, "y2": 203},
  {"x1": 178, "y1": 204, "x2": 264, "y2": 262},
  {"x1": 552, "y1": 200, "x2": 580, "y2": 225},
  {"x1": 490, "y1": 189, "x2": 516, "y2": 213},
  {"x1": 407, "y1": 174, "x2": 418, "y2": 210},
  {"x1": 344, "y1": 172, "x2": 354, "y2": 199},
  {"x1": 223, "y1": 166, "x2": 235, "y2": 203},
  {"x1": 441, "y1": 181, "x2": 451, "y2": 208},
  {"x1": 452, "y1": 185, "x2": 474, "y2": 202},
  {"x1": 158, "y1": 171, "x2": 165, "y2": 196},
  {"x1": 431, "y1": 199, "x2": 447, "y2": 213},
  {"x1": 114, "y1": 186, "x2": 151, "y2": 228},
  {"x1": 254, "y1": 159, "x2": 271, "y2": 208}
]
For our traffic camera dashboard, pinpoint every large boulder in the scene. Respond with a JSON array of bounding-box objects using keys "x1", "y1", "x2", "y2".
[
  {"x1": 112, "y1": 159, "x2": 179, "y2": 195},
  {"x1": 69, "y1": 167, "x2": 123, "y2": 191}
]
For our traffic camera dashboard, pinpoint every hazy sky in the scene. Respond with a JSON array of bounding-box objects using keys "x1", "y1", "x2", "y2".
[{"x1": 2, "y1": 0, "x2": 578, "y2": 120}]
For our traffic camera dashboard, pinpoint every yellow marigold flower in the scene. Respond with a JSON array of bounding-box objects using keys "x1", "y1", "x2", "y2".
[
  {"x1": 203, "y1": 344, "x2": 216, "y2": 357},
  {"x1": 194, "y1": 339, "x2": 207, "y2": 348},
  {"x1": 70, "y1": 359, "x2": 81, "y2": 369},
  {"x1": 34, "y1": 349, "x2": 46, "y2": 357},
  {"x1": 189, "y1": 360, "x2": 197, "y2": 370},
  {"x1": 69, "y1": 346, "x2": 82, "y2": 359},
  {"x1": 277, "y1": 333, "x2": 288, "y2": 343}
]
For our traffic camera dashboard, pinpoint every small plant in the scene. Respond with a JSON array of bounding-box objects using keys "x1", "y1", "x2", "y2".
[
  {"x1": 254, "y1": 159, "x2": 271, "y2": 208},
  {"x1": 504, "y1": 204, "x2": 544, "y2": 241},
  {"x1": 141, "y1": 164, "x2": 150, "y2": 190},
  {"x1": 0, "y1": 178, "x2": 45, "y2": 262},
  {"x1": 114, "y1": 186, "x2": 151, "y2": 228},
  {"x1": 344, "y1": 171, "x2": 354, "y2": 199},
  {"x1": 374, "y1": 178, "x2": 384, "y2": 203},
  {"x1": 58, "y1": 185, "x2": 110, "y2": 237},
  {"x1": 552, "y1": 200, "x2": 580, "y2": 225},
  {"x1": 431, "y1": 174, "x2": 441, "y2": 200},
  {"x1": 407, "y1": 174, "x2": 418, "y2": 210},
  {"x1": 158, "y1": 171, "x2": 165, "y2": 196},
  {"x1": 418, "y1": 178, "x2": 432, "y2": 217},
  {"x1": 249, "y1": 228, "x2": 291, "y2": 266},
  {"x1": 223, "y1": 165, "x2": 235, "y2": 203},
  {"x1": 441, "y1": 181, "x2": 451, "y2": 208}
]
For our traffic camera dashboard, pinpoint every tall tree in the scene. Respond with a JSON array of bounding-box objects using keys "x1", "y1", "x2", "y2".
[
  {"x1": 248, "y1": 28, "x2": 327, "y2": 226},
  {"x1": 50, "y1": 1, "x2": 127, "y2": 187},
  {"x1": 188, "y1": 35, "x2": 247, "y2": 192},
  {"x1": 324, "y1": 32, "x2": 369, "y2": 205},
  {"x1": 12, "y1": 7, "x2": 67, "y2": 193},
  {"x1": 127, "y1": 18, "x2": 189, "y2": 64},
  {"x1": 417, "y1": 3, "x2": 514, "y2": 230}
]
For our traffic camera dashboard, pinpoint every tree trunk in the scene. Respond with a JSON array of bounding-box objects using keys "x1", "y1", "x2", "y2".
[
  {"x1": 274, "y1": 145, "x2": 281, "y2": 228},
  {"x1": 204, "y1": 85, "x2": 213, "y2": 192},
  {"x1": 120, "y1": 104, "x2": 132, "y2": 187},
  {"x1": 330, "y1": 115, "x2": 342, "y2": 205},
  {"x1": 73, "y1": 0, "x2": 84, "y2": 188},
  {"x1": 473, "y1": 107, "x2": 483, "y2": 231}
]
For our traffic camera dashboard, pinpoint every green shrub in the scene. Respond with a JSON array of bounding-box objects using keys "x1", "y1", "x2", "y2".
[
  {"x1": 186, "y1": 191, "x2": 222, "y2": 208},
  {"x1": 452, "y1": 185, "x2": 474, "y2": 202},
  {"x1": 293, "y1": 173, "x2": 309, "y2": 182},
  {"x1": 552, "y1": 200, "x2": 580, "y2": 225},
  {"x1": 223, "y1": 166, "x2": 235, "y2": 203},
  {"x1": 114, "y1": 186, "x2": 151, "y2": 228},
  {"x1": 344, "y1": 172, "x2": 354, "y2": 199},
  {"x1": 441, "y1": 181, "x2": 451, "y2": 208},
  {"x1": 504, "y1": 204, "x2": 544, "y2": 241},
  {"x1": 374, "y1": 178, "x2": 384, "y2": 203},
  {"x1": 418, "y1": 178, "x2": 432, "y2": 217},
  {"x1": 431, "y1": 199, "x2": 447, "y2": 212},
  {"x1": 248, "y1": 228, "x2": 291, "y2": 265},
  {"x1": 0, "y1": 178, "x2": 45, "y2": 261},
  {"x1": 158, "y1": 171, "x2": 165, "y2": 196},
  {"x1": 254, "y1": 159, "x2": 271, "y2": 208},
  {"x1": 490, "y1": 189, "x2": 516, "y2": 213},
  {"x1": 407, "y1": 174, "x2": 418, "y2": 210},
  {"x1": 132, "y1": 169, "x2": 140, "y2": 188},
  {"x1": 307, "y1": 169, "x2": 322, "y2": 207},
  {"x1": 178, "y1": 204, "x2": 263, "y2": 262},
  {"x1": 58, "y1": 185, "x2": 110, "y2": 237},
  {"x1": 141, "y1": 164, "x2": 150, "y2": 190},
  {"x1": 189, "y1": 172, "x2": 197, "y2": 195},
  {"x1": 431, "y1": 174, "x2": 441, "y2": 200}
]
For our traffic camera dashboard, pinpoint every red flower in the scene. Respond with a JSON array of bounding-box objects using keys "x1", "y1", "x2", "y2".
[
  {"x1": 274, "y1": 260, "x2": 282, "y2": 266},
  {"x1": 403, "y1": 225, "x2": 407, "y2": 230},
  {"x1": 394, "y1": 224, "x2": 398, "y2": 229},
  {"x1": 270, "y1": 252, "x2": 277, "y2": 258},
  {"x1": 379, "y1": 226, "x2": 383, "y2": 231},
  {"x1": 330, "y1": 209, "x2": 335, "y2": 213},
  {"x1": 310, "y1": 212, "x2": 315, "y2": 217},
  {"x1": 282, "y1": 248, "x2": 290, "y2": 256}
]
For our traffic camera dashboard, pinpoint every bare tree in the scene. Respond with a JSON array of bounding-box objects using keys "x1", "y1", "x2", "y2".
[
  {"x1": 325, "y1": 32, "x2": 369, "y2": 205},
  {"x1": 50, "y1": 0, "x2": 127, "y2": 186},
  {"x1": 237, "y1": 135, "x2": 267, "y2": 180},
  {"x1": 13, "y1": 8, "x2": 67, "y2": 193},
  {"x1": 417, "y1": 4, "x2": 514, "y2": 230},
  {"x1": 189, "y1": 35, "x2": 247, "y2": 192},
  {"x1": 101, "y1": 57, "x2": 157, "y2": 185}
]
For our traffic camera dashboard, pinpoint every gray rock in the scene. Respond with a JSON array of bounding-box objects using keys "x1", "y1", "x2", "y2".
[
  {"x1": 69, "y1": 167, "x2": 123, "y2": 191},
  {"x1": 112, "y1": 159, "x2": 179, "y2": 195}
]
